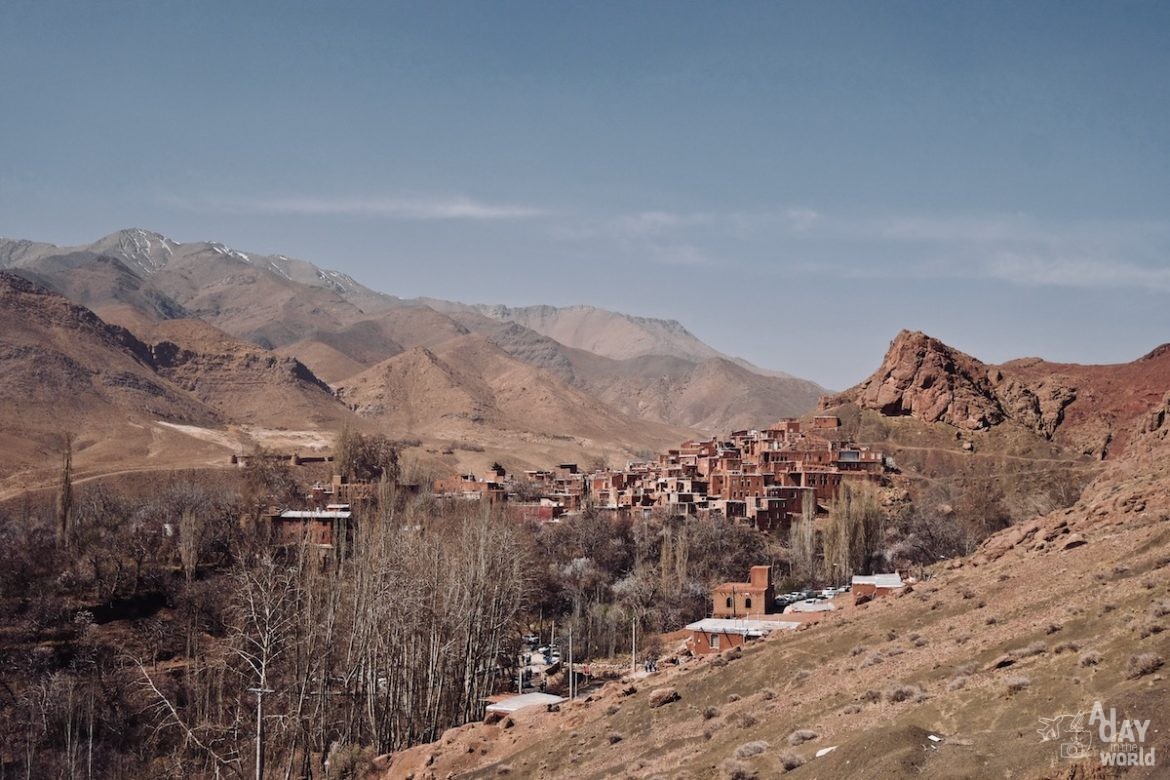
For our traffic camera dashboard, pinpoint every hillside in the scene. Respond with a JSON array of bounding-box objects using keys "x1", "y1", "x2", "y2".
[
  {"x1": 385, "y1": 389, "x2": 1170, "y2": 780},
  {"x1": 423, "y1": 308, "x2": 826, "y2": 432},
  {"x1": 0, "y1": 273, "x2": 227, "y2": 488},
  {"x1": 823, "y1": 329, "x2": 1170, "y2": 460},
  {"x1": 337, "y1": 334, "x2": 692, "y2": 470},
  {"x1": 1, "y1": 230, "x2": 827, "y2": 435}
]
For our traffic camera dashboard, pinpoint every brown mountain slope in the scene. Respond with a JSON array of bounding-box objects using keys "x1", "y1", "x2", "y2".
[
  {"x1": 823, "y1": 329, "x2": 1170, "y2": 459},
  {"x1": 426, "y1": 310, "x2": 825, "y2": 433},
  {"x1": 387, "y1": 392, "x2": 1170, "y2": 780},
  {"x1": 2, "y1": 229, "x2": 827, "y2": 438},
  {"x1": 142, "y1": 319, "x2": 355, "y2": 428},
  {"x1": 338, "y1": 334, "x2": 693, "y2": 468},
  {"x1": 0, "y1": 273, "x2": 226, "y2": 485}
]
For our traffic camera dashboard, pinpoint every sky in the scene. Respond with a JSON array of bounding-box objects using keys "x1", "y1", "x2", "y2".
[{"x1": 2, "y1": 1, "x2": 1168, "y2": 389}]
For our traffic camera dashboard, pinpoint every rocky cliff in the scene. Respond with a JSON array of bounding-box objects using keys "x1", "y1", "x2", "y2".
[{"x1": 823, "y1": 329, "x2": 1167, "y2": 459}]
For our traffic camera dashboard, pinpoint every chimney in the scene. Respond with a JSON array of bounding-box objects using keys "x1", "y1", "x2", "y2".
[{"x1": 749, "y1": 565, "x2": 771, "y2": 590}]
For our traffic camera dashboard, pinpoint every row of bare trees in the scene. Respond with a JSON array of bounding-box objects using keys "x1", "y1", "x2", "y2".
[{"x1": 140, "y1": 503, "x2": 532, "y2": 778}]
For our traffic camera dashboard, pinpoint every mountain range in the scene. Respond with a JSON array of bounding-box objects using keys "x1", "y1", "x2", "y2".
[{"x1": 0, "y1": 229, "x2": 827, "y2": 488}]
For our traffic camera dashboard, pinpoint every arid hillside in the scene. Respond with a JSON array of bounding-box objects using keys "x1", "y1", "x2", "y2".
[
  {"x1": 823, "y1": 329, "x2": 1170, "y2": 460},
  {"x1": 0, "y1": 230, "x2": 827, "y2": 434},
  {"x1": 385, "y1": 389, "x2": 1170, "y2": 780}
]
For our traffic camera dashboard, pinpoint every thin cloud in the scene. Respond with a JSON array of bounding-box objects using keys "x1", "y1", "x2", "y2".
[
  {"x1": 648, "y1": 243, "x2": 718, "y2": 267},
  {"x1": 983, "y1": 252, "x2": 1170, "y2": 292},
  {"x1": 170, "y1": 194, "x2": 548, "y2": 221}
]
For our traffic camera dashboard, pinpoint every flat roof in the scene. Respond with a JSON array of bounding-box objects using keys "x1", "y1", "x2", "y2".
[
  {"x1": 685, "y1": 618, "x2": 800, "y2": 636},
  {"x1": 852, "y1": 573, "x2": 905, "y2": 589},
  {"x1": 278, "y1": 510, "x2": 352, "y2": 519},
  {"x1": 484, "y1": 692, "x2": 565, "y2": 713}
]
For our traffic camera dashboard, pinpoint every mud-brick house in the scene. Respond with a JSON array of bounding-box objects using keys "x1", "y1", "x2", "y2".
[
  {"x1": 270, "y1": 506, "x2": 353, "y2": 555},
  {"x1": 684, "y1": 617, "x2": 800, "y2": 654},
  {"x1": 712, "y1": 565, "x2": 775, "y2": 618},
  {"x1": 851, "y1": 572, "x2": 906, "y2": 604}
]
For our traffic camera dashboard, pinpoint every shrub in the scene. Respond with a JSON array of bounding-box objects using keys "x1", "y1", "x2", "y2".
[
  {"x1": 734, "y1": 741, "x2": 769, "y2": 759},
  {"x1": 703, "y1": 706, "x2": 720, "y2": 720},
  {"x1": 947, "y1": 675, "x2": 968, "y2": 691},
  {"x1": 722, "y1": 761, "x2": 757, "y2": 780},
  {"x1": 605, "y1": 704, "x2": 620, "y2": 716},
  {"x1": 779, "y1": 752, "x2": 805, "y2": 771},
  {"x1": 727, "y1": 693, "x2": 741, "y2": 702},
  {"x1": 738, "y1": 713, "x2": 759, "y2": 729},
  {"x1": 885, "y1": 684, "x2": 923, "y2": 703},
  {"x1": 1079, "y1": 649, "x2": 1103, "y2": 667},
  {"x1": 1005, "y1": 676, "x2": 1031, "y2": 694},
  {"x1": 1046, "y1": 622, "x2": 1063, "y2": 635},
  {"x1": 861, "y1": 689, "x2": 882, "y2": 704},
  {"x1": 607, "y1": 733, "x2": 623, "y2": 744},
  {"x1": 1019, "y1": 641, "x2": 1047, "y2": 657},
  {"x1": 1152, "y1": 602, "x2": 1170, "y2": 618},
  {"x1": 1053, "y1": 641, "x2": 1080, "y2": 654},
  {"x1": 1126, "y1": 653, "x2": 1164, "y2": 679},
  {"x1": 840, "y1": 703, "x2": 862, "y2": 714},
  {"x1": 850, "y1": 644, "x2": 866, "y2": 656},
  {"x1": 760, "y1": 688, "x2": 777, "y2": 701},
  {"x1": 787, "y1": 729, "x2": 818, "y2": 746},
  {"x1": 862, "y1": 652, "x2": 884, "y2": 667}
]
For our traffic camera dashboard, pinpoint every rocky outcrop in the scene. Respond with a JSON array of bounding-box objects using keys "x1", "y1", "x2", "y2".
[
  {"x1": 823, "y1": 330, "x2": 1085, "y2": 441},
  {"x1": 821, "y1": 331, "x2": 1005, "y2": 430}
]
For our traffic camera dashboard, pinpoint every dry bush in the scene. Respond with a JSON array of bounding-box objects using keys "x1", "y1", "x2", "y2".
[
  {"x1": 1046, "y1": 622, "x2": 1063, "y2": 634},
  {"x1": 1126, "y1": 653, "x2": 1164, "y2": 679},
  {"x1": 840, "y1": 703, "x2": 862, "y2": 714},
  {"x1": 727, "y1": 693, "x2": 741, "y2": 702},
  {"x1": 1053, "y1": 640, "x2": 1080, "y2": 654},
  {"x1": 793, "y1": 668, "x2": 811, "y2": 682},
  {"x1": 1019, "y1": 641, "x2": 1047, "y2": 657},
  {"x1": 779, "y1": 752, "x2": 805, "y2": 771},
  {"x1": 787, "y1": 729, "x2": 818, "y2": 746},
  {"x1": 760, "y1": 688, "x2": 776, "y2": 701},
  {"x1": 1079, "y1": 649, "x2": 1103, "y2": 667},
  {"x1": 861, "y1": 689, "x2": 882, "y2": 704},
  {"x1": 722, "y1": 761, "x2": 757, "y2": 780},
  {"x1": 947, "y1": 675, "x2": 968, "y2": 691},
  {"x1": 607, "y1": 733, "x2": 623, "y2": 744},
  {"x1": 738, "y1": 713, "x2": 759, "y2": 729},
  {"x1": 862, "y1": 652, "x2": 884, "y2": 667},
  {"x1": 1151, "y1": 602, "x2": 1170, "y2": 618},
  {"x1": 704, "y1": 705, "x2": 720, "y2": 720},
  {"x1": 850, "y1": 644, "x2": 866, "y2": 656},
  {"x1": 734, "y1": 741, "x2": 769, "y2": 759},
  {"x1": 885, "y1": 684, "x2": 924, "y2": 703},
  {"x1": 1005, "y1": 676, "x2": 1031, "y2": 694}
]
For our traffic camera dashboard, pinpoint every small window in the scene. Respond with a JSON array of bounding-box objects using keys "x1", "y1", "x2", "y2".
[
  {"x1": 710, "y1": 634, "x2": 720, "y2": 649},
  {"x1": 745, "y1": 597, "x2": 753, "y2": 609},
  {"x1": 725, "y1": 597, "x2": 733, "y2": 609}
]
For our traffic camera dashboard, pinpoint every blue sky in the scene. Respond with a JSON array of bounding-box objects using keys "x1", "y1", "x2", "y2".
[{"x1": 2, "y1": 1, "x2": 1168, "y2": 388}]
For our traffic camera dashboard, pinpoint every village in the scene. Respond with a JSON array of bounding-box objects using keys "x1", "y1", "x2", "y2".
[
  {"x1": 431, "y1": 415, "x2": 891, "y2": 531},
  {"x1": 264, "y1": 417, "x2": 909, "y2": 719}
]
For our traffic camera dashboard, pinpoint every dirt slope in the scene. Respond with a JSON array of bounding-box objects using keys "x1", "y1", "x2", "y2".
[{"x1": 384, "y1": 391, "x2": 1170, "y2": 780}]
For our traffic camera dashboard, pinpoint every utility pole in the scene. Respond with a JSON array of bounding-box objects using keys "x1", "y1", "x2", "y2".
[
  {"x1": 631, "y1": 616, "x2": 637, "y2": 676},
  {"x1": 568, "y1": 627, "x2": 574, "y2": 699}
]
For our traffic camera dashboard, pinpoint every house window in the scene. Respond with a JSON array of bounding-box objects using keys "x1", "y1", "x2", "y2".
[
  {"x1": 745, "y1": 597, "x2": 752, "y2": 609},
  {"x1": 710, "y1": 634, "x2": 720, "y2": 649},
  {"x1": 725, "y1": 597, "x2": 733, "y2": 609}
]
